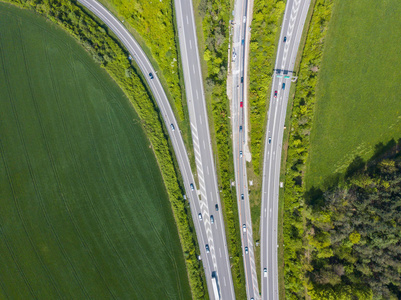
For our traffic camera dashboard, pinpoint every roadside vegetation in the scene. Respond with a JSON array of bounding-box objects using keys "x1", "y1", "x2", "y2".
[
  {"x1": 282, "y1": 0, "x2": 334, "y2": 297},
  {"x1": 0, "y1": 2, "x2": 191, "y2": 299},
  {"x1": 98, "y1": 0, "x2": 185, "y2": 120},
  {"x1": 1, "y1": 0, "x2": 207, "y2": 298},
  {"x1": 248, "y1": 0, "x2": 285, "y2": 174},
  {"x1": 196, "y1": 0, "x2": 247, "y2": 298},
  {"x1": 283, "y1": 0, "x2": 401, "y2": 299}
]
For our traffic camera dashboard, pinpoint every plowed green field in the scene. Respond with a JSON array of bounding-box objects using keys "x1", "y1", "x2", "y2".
[{"x1": 0, "y1": 3, "x2": 190, "y2": 299}]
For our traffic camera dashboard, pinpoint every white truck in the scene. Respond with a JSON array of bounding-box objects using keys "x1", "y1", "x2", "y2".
[{"x1": 211, "y1": 272, "x2": 220, "y2": 300}]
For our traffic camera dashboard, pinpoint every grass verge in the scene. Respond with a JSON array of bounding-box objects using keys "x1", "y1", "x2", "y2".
[
  {"x1": 195, "y1": 0, "x2": 247, "y2": 298},
  {"x1": 0, "y1": 2, "x2": 191, "y2": 299},
  {"x1": 1, "y1": 0, "x2": 208, "y2": 298}
]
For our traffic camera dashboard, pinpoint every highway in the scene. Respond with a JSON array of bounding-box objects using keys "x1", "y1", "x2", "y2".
[
  {"x1": 75, "y1": 0, "x2": 232, "y2": 299},
  {"x1": 260, "y1": 0, "x2": 311, "y2": 299},
  {"x1": 230, "y1": 0, "x2": 260, "y2": 299},
  {"x1": 174, "y1": 0, "x2": 236, "y2": 299}
]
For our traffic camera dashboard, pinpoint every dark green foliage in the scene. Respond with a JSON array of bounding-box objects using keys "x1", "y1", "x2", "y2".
[
  {"x1": 307, "y1": 157, "x2": 401, "y2": 299},
  {"x1": 282, "y1": 0, "x2": 334, "y2": 298},
  {"x1": 198, "y1": 0, "x2": 246, "y2": 298},
  {"x1": 0, "y1": 0, "x2": 206, "y2": 298},
  {"x1": 249, "y1": 0, "x2": 285, "y2": 174}
]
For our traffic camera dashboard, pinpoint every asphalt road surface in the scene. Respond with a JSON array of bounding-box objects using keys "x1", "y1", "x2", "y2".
[
  {"x1": 174, "y1": 0, "x2": 236, "y2": 299},
  {"x1": 260, "y1": 0, "x2": 311, "y2": 299},
  {"x1": 75, "y1": 0, "x2": 231, "y2": 299},
  {"x1": 230, "y1": 0, "x2": 260, "y2": 299}
]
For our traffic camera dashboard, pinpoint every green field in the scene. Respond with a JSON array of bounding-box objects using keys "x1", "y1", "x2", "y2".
[
  {"x1": 306, "y1": 0, "x2": 401, "y2": 188},
  {"x1": 0, "y1": 4, "x2": 191, "y2": 299}
]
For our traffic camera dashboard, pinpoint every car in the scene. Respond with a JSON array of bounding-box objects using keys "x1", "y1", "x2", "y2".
[
  {"x1": 215, "y1": 204, "x2": 219, "y2": 211},
  {"x1": 243, "y1": 16, "x2": 246, "y2": 23},
  {"x1": 149, "y1": 72, "x2": 154, "y2": 79},
  {"x1": 274, "y1": 90, "x2": 278, "y2": 98},
  {"x1": 283, "y1": 36, "x2": 287, "y2": 42},
  {"x1": 264, "y1": 268, "x2": 267, "y2": 277},
  {"x1": 268, "y1": 137, "x2": 272, "y2": 144},
  {"x1": 240, "y1": 101, "x2": 243, "y2": 108},
  {"x1": 210, "y1": 215, "x2": 214, "y2": 224},
  {"x1": 198, "y1": 213, "x2": 202, "y2": 221},
  {"x1": 241, "y1": 77, "x2": 244, "y2": 83},
  {"x1": 190, "y1": 183, "x2": 194, "y2": 191},
  {"x1": 245, "y1": 246, "x2": 248, "y2": 254},
  {"x1": 240, "y1": 151, "x2": 243, "y2": 158},
  {"x1": 170, "y1": 124, "x2": 175, "y2": 131},
  {"x1": 239, "y1": 125, "x2": 242, "y2": 132},
  {"x1": 205, "y1": 244, "x2": 210, "y2": 253},
  {"x1": 241, "y1": 194, "x2": 244, "y2": 200},
  {"x1": 282, "y1": 82, "x2": 286, "y2": 90},
  {"x1": 241, "y1": 39, "x2": 245, "y2": 45},
  {"x1": 243, "y1": 224, "x2": 246, "y2": 232},
  {"x1": 232, "y1": 51, "x2": 236, "y2": 60}
]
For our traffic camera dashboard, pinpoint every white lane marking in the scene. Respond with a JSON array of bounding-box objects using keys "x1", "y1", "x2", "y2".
[
  {"x1": 200, "y1": 117, "x2": 203, "y2": 125},
  {"x1": 196, "y1": 89, "x2": 199, "y2": 100},
  {"x1": 192, "y1": 64, "x2": 195, "y2": 74},
  {"x1": 224, "y1": 276, "x2": 226, "y2": 286},
  {"x1": 203, "y1": 140, "x2": 206, "y2": 149},
  {"x1": 189, "y1": 39, "x2": 192, "y2": 49},
  {"x1": 207, "y1": 166, "x2": 210, "y2": 175},
  {"x1": 186, "y1": 15, "x2": 189, "y2": 24},
  {"x1": 219, "y1": 248, "x2": 222, "y2": 257}
]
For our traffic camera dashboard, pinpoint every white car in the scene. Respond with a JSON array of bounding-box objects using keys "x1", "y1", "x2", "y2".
[
  {"x1": 198, "y1": 213, "x2": 202, "y2": 221},
  {"x1": 239, "y1": 151, "x2": 243, "y2": 158},
  {"x1": 243, "y1": 224, "x2": 246, "y2": 232},
  {"x1": 264, "y1": 268, "x2": 267, "y2": 277}
]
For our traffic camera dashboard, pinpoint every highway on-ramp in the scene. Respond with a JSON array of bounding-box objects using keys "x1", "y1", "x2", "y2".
[
  {"x1": 260, "y1": 0, "x2": 311, "y2": 299},
  {"x1": 174, "y1": 0, "x2": 236, "y2": 299},
  {"x1": 76, "y1": 0, "x2": 231, "y2": 299}
]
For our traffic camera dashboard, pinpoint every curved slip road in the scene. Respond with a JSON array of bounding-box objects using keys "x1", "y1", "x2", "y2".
[
  {"x1": 260, "y1": 0, "x2": 311, "y2": 299},
  {"x1": 76, "y1": 0, "x2": 230, "y2": 298}
]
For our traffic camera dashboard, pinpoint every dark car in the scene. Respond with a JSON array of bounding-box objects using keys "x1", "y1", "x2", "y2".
[
  {"x1": 241, "y1": 77, "x2": 244, "y2": 83},
  {"x1": 274, "y1": 90, "x2": 278, "y2": 98},
  {"x1": 282, "y1": 82, "x2": 286, "y2": 90},
  {"x1": 268, "y1": 137, "x2": 272, "y2": 144},
  {"x1": 241, "y1": 194, "x2": 244, "y2": 200},
  {"x1": 215, "y1": 204, "x2": 219, "y2": 211},
  {"x1": 210, "y1": 215, "x2": 214, "y2": 224},
  {"x1": 239, "y1": 126, "x2": 242, "y2": 132},
  {"x1": 241, "y1": 39, "x2": 245, "y2": 45},
  {"x1": 149, "y1": 72, "x2": 154, "y2": 79},
  {"x1": 283, "y1": 36, "x2": 287, "y2": 42}
]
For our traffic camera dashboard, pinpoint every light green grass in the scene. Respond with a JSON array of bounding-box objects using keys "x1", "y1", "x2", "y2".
[
  {"x1": 0, "y1": 4, "x2": 191, "y2": 299},
  {"x1": 306, "y1": 0, "x2": 401, "y2": 188}
]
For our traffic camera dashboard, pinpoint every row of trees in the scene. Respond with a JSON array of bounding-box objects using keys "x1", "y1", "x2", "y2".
[
  {"x1": 3, "y1": 0, "x2": 207, "y2": 298},
  {"x1": 198, "y1": 0, "x2": 247, "y2": 298},
  {"x1": 282, "y1": 0, "x2": 334, "y2": 298}
]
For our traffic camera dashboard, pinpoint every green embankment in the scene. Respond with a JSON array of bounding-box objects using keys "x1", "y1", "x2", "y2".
[
  {"x1": 0, "y1": 3, "x2": 191, "y2": 299},
  {"x1": 196, "y1": 0, "x2": 247, "y2": 298},
  {"x1": 248, "y1": 0, "x2": 285, "y2": 175},
  {"x1": 306, "y1": 0, "x2": 401, "y2": 188},
  {"x1": 97, "y1": 0, "x2": 185, "y2": 121}
]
